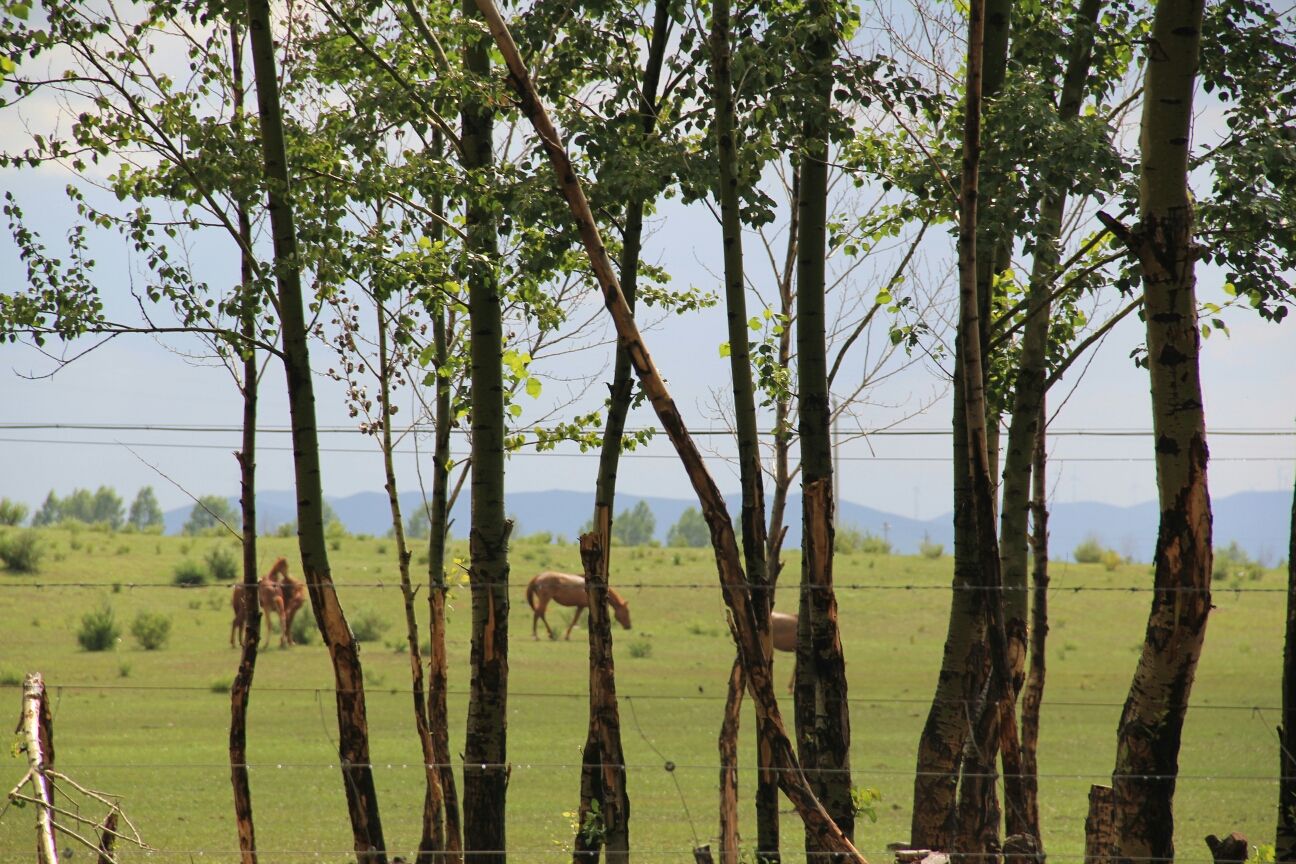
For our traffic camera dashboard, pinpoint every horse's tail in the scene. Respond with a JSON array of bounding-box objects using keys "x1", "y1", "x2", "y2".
[{"x1": 525, "y1": 576, "x2": 540, "y2": 612}]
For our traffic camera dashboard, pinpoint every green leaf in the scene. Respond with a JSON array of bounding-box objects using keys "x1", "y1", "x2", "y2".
[
  {"x1": 525, "y1": 376, "x2": 542, "y2": 398},
  {"x1": 718, "y1": 341, "x2": 730, "y2": 358},
  {"x1": 508, "y1": 403, "x2": 523, "y2": 418},
  {"x1": 748, "y1": 316, "x2": 762, "y2": 331}
]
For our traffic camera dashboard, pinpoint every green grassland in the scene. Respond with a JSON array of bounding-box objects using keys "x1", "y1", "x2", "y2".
[{"x1": 0, "y1": 524, "x2": 1283, "y2": 862}]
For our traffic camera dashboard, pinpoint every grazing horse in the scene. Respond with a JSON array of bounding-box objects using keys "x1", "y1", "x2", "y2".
[
  {"x1": 526, "y1": 571, "x2": 631, "y2": 641},
  {"x1": 230, "y1": 557, "x2": 290, "y2": 648},
  {"x1": 279, "y1": 572, "x2": 308, "y2": 646}
]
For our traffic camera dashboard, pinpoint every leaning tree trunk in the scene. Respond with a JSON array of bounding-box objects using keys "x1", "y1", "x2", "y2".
[
  {"x1": 572, "y1": 4, "x2": 670, "y2": 857},
  {"x1": 708, "y1": 0, "x2": 776, "y2": 854},
  {"x1": 1101, "y1": 0, "x2": 1211, "y2": 858},
  {"x1": 1280, "y1": 469, "x2": 1296, "y2": 860},
  {"x1": 376, "y1": 301, "x2": 447, "y2": 864},
  {"x1": 245, "y1": 3, "x2": 386, "y2": 860},
  {"x1": 470, "y1": 3, "x2": 868, "y2": 858},
  {"x1": 461, "y1": 1, "x2": 512, "y2": 857},
  {"x1": 227, "y1": 19, "x2": 261, "y2": 864},
  {"x1": 793, "y1": 0, "x2": 853, "y2": 850}
]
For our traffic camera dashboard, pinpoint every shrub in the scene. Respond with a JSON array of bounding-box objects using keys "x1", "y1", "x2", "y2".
[
  {"x1": 291, "y1": 613, "x2": 316, "y2": 645},
  {"x1": 131, "y1": 612, "x2": 172, "y2": 650},
  {"x1": 835, "y1": 525, "x2": 891, "y2": 555},
  {"x1": 919, "y1": 535, "x2": 944, "y2": 559},
  {"x1": 1213, "y1": 541, "x2": 1263, "y2": 583},
  {"x1": 1100, "y1": 549, "x2": 1124, "y2": 572},
  {"x1": 118, "y1": 661, "x2": 132, "y2": 679},
  {"x1": 0, "y1": 530, "x2": 44, "y2": 572},
  {"x1": 627, "y1": 639, "x2": 653, "y2": 659},
  {"x1": 172, "y1": 560, "x2": 209, "y2": 586},
  {"x1": 0, "y1": 498, "x2": 28, "y2": 526},
  {"x1": 77, "y1": 605, "x2": 121, "y2": 651},
  {"x1": 210, "y1": 677, "x2": 233, "y2": 693},
  {"x1": 351, "y1": 611, "x2": 389, "y2": 643},
  {"x1": 205, "y1": 545, "x2": 239, "y2": 581},
  {"x1": 1073, "y1": 535, "x2": 1105, "y2": 564},
  {"x1": 0, "y1": 666, "x2": 22, "y2": 687}
]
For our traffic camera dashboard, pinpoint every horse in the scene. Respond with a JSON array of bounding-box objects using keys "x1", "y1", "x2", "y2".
[
  {"x1": 230, "y1": 557, "x2": 290, "y2": 648},
  {"x1": 279, "y1": 572, "x2": 308, "y2": 646},
  {"x1": 525, "y1": 571, "x2": 631, "y2": 641},
  {"x1": 771, "y1": 611, "x2": 797, "y2": 691}
]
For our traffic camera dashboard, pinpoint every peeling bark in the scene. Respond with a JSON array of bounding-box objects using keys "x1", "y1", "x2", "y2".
[
  {"x1": 1280, "y1": 470, "x2": 1296, "y2": 859},
  {"x1": 1019, "y1": 412, "x2": 1049, "y2": 843},
  {"x1": 719, "y1": 658, "x2": 744, "y2": 864},
  {"x1": 1103, "y1": 2, "x2": 1211, "y2": 860}
]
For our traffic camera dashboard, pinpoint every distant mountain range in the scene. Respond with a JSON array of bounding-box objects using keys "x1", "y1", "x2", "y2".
[{"x1": 163, "y1": 488, "x2": 1292, "y2": 565}]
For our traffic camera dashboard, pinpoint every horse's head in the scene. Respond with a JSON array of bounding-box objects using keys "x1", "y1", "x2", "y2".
[{"x1": 613, "y1": 602, "x2": 631, "y2": 630}]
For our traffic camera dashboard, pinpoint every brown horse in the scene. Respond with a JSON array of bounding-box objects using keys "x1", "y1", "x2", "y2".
[
  {"x1": 526, "y1": 571, "x2": 631, "y2": 640},
  {"x1": 771, "y1": 611, "x2": 797, "y2": 691},
  {"x1": 230, "y1": 557, "x2": 290, "y2": 648},
  {"x1": 279, "y1": 572, "x2": 308, "y2": 645}
]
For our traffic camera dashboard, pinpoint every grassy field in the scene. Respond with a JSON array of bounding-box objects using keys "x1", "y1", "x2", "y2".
[{"x1": 0, "y1": 524, "x2": 1282, "y2": 862}]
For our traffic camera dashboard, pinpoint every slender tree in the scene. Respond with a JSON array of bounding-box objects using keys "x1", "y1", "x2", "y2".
[
  {"x1": 1097, "y1": 0, "x2": 1212, "y2": 857},
  {"x1": 245, "y1": 1, "x2": 387, "y2": 860},
  {"x1": 1281, "y1": 469, "x2": 1296, "y2": 860}
]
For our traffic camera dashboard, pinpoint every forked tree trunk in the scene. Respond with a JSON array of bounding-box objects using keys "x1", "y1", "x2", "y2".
[
  {"x1": 376, "y1": 300, "x2": 447, "y2": 864},
  {"x1": 1101, "y1": 0, "x2": 1211, "y2": 858},
  {"x1": 245, "y1": 3, "x2": 386, "y2": 860},
  {"x1": 792, "y1": 0, "x2": 853, "y2": 852},
  {"x1": 574, "y1": 4, "x2": 670, "y2": 855},
  {"x1": 228, "y1": 19, "x2": 260, "y2": 864},
  {"x1": 1280, "y1": 470, "x2": 1296, "y2": 859},
  {"x1": 470, "y1": 4, "x2": 866, "y2": 858},
  {"x1": 952, "y1": 0, "x2": 1027, "y2": 846},
  {"x1": 461, "y1": 1, "x2": 512, "y2": 856}
]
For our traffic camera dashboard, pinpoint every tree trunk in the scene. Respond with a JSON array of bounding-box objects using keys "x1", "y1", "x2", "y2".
[
  {"x1": 573, "y1": 532, "x2": 630, "y2": 862},
  {"x1": 1019, "y1": 409, "x2": 1049, "y2": 843},
  {"x1": 953, "y1": 0, "x2": 1027, "y2": 845},
  {"x1": 1280, "y1": 469, "x2": 1296, "y2": 859},
  {"x1": 427, "y1": 296, "x2": 464, "y2": 862},
  {"x1": 708, "y1": 0, "x2": 777, "y2": 854},
  {"x1": 573, "y1": 4, "x2": 670, "y2": 856},
  {"x1": 245, "y1": 4, "x2": 386, "y2": 860},
  {"x1": 1104, "y1": 1, "x2": 1211, "y2": 859},
  {"x1": 461, "y1": 2, "x2": 512, "y2": 857},
  {"x1": 792, "y1": 1, "x2": 853, "y2": 848},
  {"x1": 228, "y1": 20, "x2": 260, "y2": 863},
  {"x1": 377, "y1": 300, "x2": 447, "y2": 864},
  {"x1": 21, "y1": 673, "x2": 58, "y2": 864},
  {"x1": 471, "y1": 5, "x2": 867, "y2": 858},
  {"x1": 719, "y1": 657, "x2": 744, "y2": 864}
]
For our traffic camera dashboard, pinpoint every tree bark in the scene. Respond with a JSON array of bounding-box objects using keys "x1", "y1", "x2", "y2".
[
  {"x1": 21, "y1": 673, "x2": 58, "y2": 864},
  {"x1": 427, "y1": 296, "x2": 464, "y2": 862},
  {"x1": 377, "y1": 300, "x2": 447, "y2": 864},
  {"x1": 1018, "y1": 409, "x2": 1049, "y2": 843},
  {"x1": 470, "y1": 4, "x2": 867, "y2": 858},
  {"x1": 953, "y1": 0, "x2": 1028, "y2": 845},
  {"x1": 460, "y1": 1, "x2": 512, "y2": 857},
  {"x1": 573, "y1": 3, "x2": 670, "y2": 855},
  {"x1": 228, "y1": 19, "x2": 260, "y2": 863},
  {"x1": 245, "y1": 3, "x2": 386, "y2": 860},
  {"x1": 1279, "y1": 468, "x2": 1296, "y2": 859},
  {"x1": 719, "y1": 657, "x2": 745, "y2": 864},
  {"x1": 792, "y1": 0, "x2": 853, "y2": 852},
  {"x1": 573, "y1": 532, "x2": 630, "y2": 862},
  {"x1": 1104, "y1": 1, "x2": 1211, "y2": 859}
]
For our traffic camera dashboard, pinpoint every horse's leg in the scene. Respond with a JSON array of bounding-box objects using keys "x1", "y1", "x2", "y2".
[
  {"x1": 565, "y1": 606, "x2": 583, "y2": 640},
  {"x1": 536, "y1": 598, "x2": 555, "y2": 640}
]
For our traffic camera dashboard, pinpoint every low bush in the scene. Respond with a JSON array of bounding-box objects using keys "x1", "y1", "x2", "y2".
[
  {"x1": 919, "y1": 535, "x2": 944, "y2": 559},
  {"x1": 77, "y1": 604, "x2": 121, "y2": 651},
  {"x1": 835, "y1": 526, "x2": 891, "y2": 555},
  {"x1": 131, "y1": 611, "x2": 172, "y2": 650},
  {"x1": 0, "y1": 666, "x2": 22, "y2": 687},
  {"x1": 210, "y1": 677, "x2": 233, "y2": 693},
  {"x1": 1100, "y1": 549, "x2": 1124, "y2": 572},
  {"x1": 172, "y1": 560, "x2": 208, "y2": 586},
  {"x1": 351, "y1": 611, "x2": 389, "y2": 643},
  {"x1": 1073, "y1": 535, "x2": 1105, "y2": 564},
  {"x1": 627, "y1": 639, "x2": 652, "y2": 659},
  {"x1": 205, "y1": 545, "x2": 238, "y2": 581},
  {"x1": 291, "y1": 613, "x2": 316, "y2": 645},
  {"x1": 0, "y1": 530, "x2": 43, "y2": 573}
]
